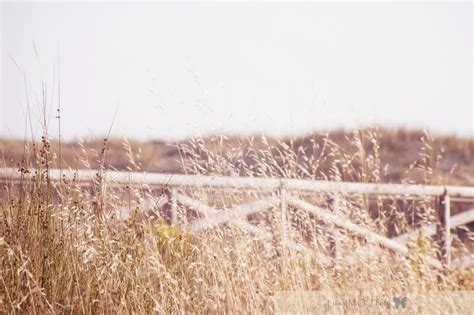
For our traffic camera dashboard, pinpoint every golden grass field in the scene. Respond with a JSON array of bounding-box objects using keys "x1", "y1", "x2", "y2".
[{"x1": 1, "y1": 128, "x2": 473, "y2": 313}]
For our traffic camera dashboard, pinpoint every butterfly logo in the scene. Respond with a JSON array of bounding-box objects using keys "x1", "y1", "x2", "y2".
[{"x1": 393, "y1": 296, "x2": 408, "y2": 309}]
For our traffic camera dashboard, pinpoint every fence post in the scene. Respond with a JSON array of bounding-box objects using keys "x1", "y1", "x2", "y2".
[
  {"x1": 280, "y1": 183, "x2": 288, "y2": 273},
  {"x1": 436, "y1": 190, "x2": 451, "y2": 268},
  {"x1": 171, "y1": 187, "x2": 178, "y2": 226},
  {"x1": 329, "y1": 195, "x2": 341, "y2": 274}
]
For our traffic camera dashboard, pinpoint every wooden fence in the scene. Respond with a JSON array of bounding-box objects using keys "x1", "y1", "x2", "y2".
[{"x1": 2, "y1": 167, "x2": 474, "y2": 270}]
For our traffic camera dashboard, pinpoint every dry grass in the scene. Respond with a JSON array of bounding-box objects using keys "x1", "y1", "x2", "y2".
[
  {"x1": 2, "y1": 127, "x2": 474, "y2": 185},
  {"x1": 1, "y1": 129, "x2": 473, "y2": 313}
]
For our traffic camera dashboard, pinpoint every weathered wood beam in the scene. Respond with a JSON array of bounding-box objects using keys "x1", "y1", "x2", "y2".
[
  {"x1": 2, "y1": 167, "x2": 474, "y2": 197},
  {"x1": 287, "y1": 197, "x2": 443, "y2": 270},
  {"x1": 437, "y1": 192, "x2": 451, "y2": 267},
  {"x1": 177, "y1": 193, "x2": 273, "y2": 239},
  {"x1": 393, "y1": 209, "x2": 474, "y2": 244},
  {"x1": 189, "y1": 197, "x2": 278, "y2": 232}
]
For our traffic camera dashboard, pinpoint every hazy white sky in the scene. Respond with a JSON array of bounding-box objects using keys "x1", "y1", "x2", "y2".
[{"x1": 1, "y1": 2, "x2": 473, "y2": 141}]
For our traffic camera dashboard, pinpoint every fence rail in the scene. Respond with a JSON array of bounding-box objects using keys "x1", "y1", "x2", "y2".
[
  {"x1": 2, "y1": 167, "x2": 474, "y2": 270},
  {"x1": 1, "y1": 167, "x2": 474, "y2": 197}
]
